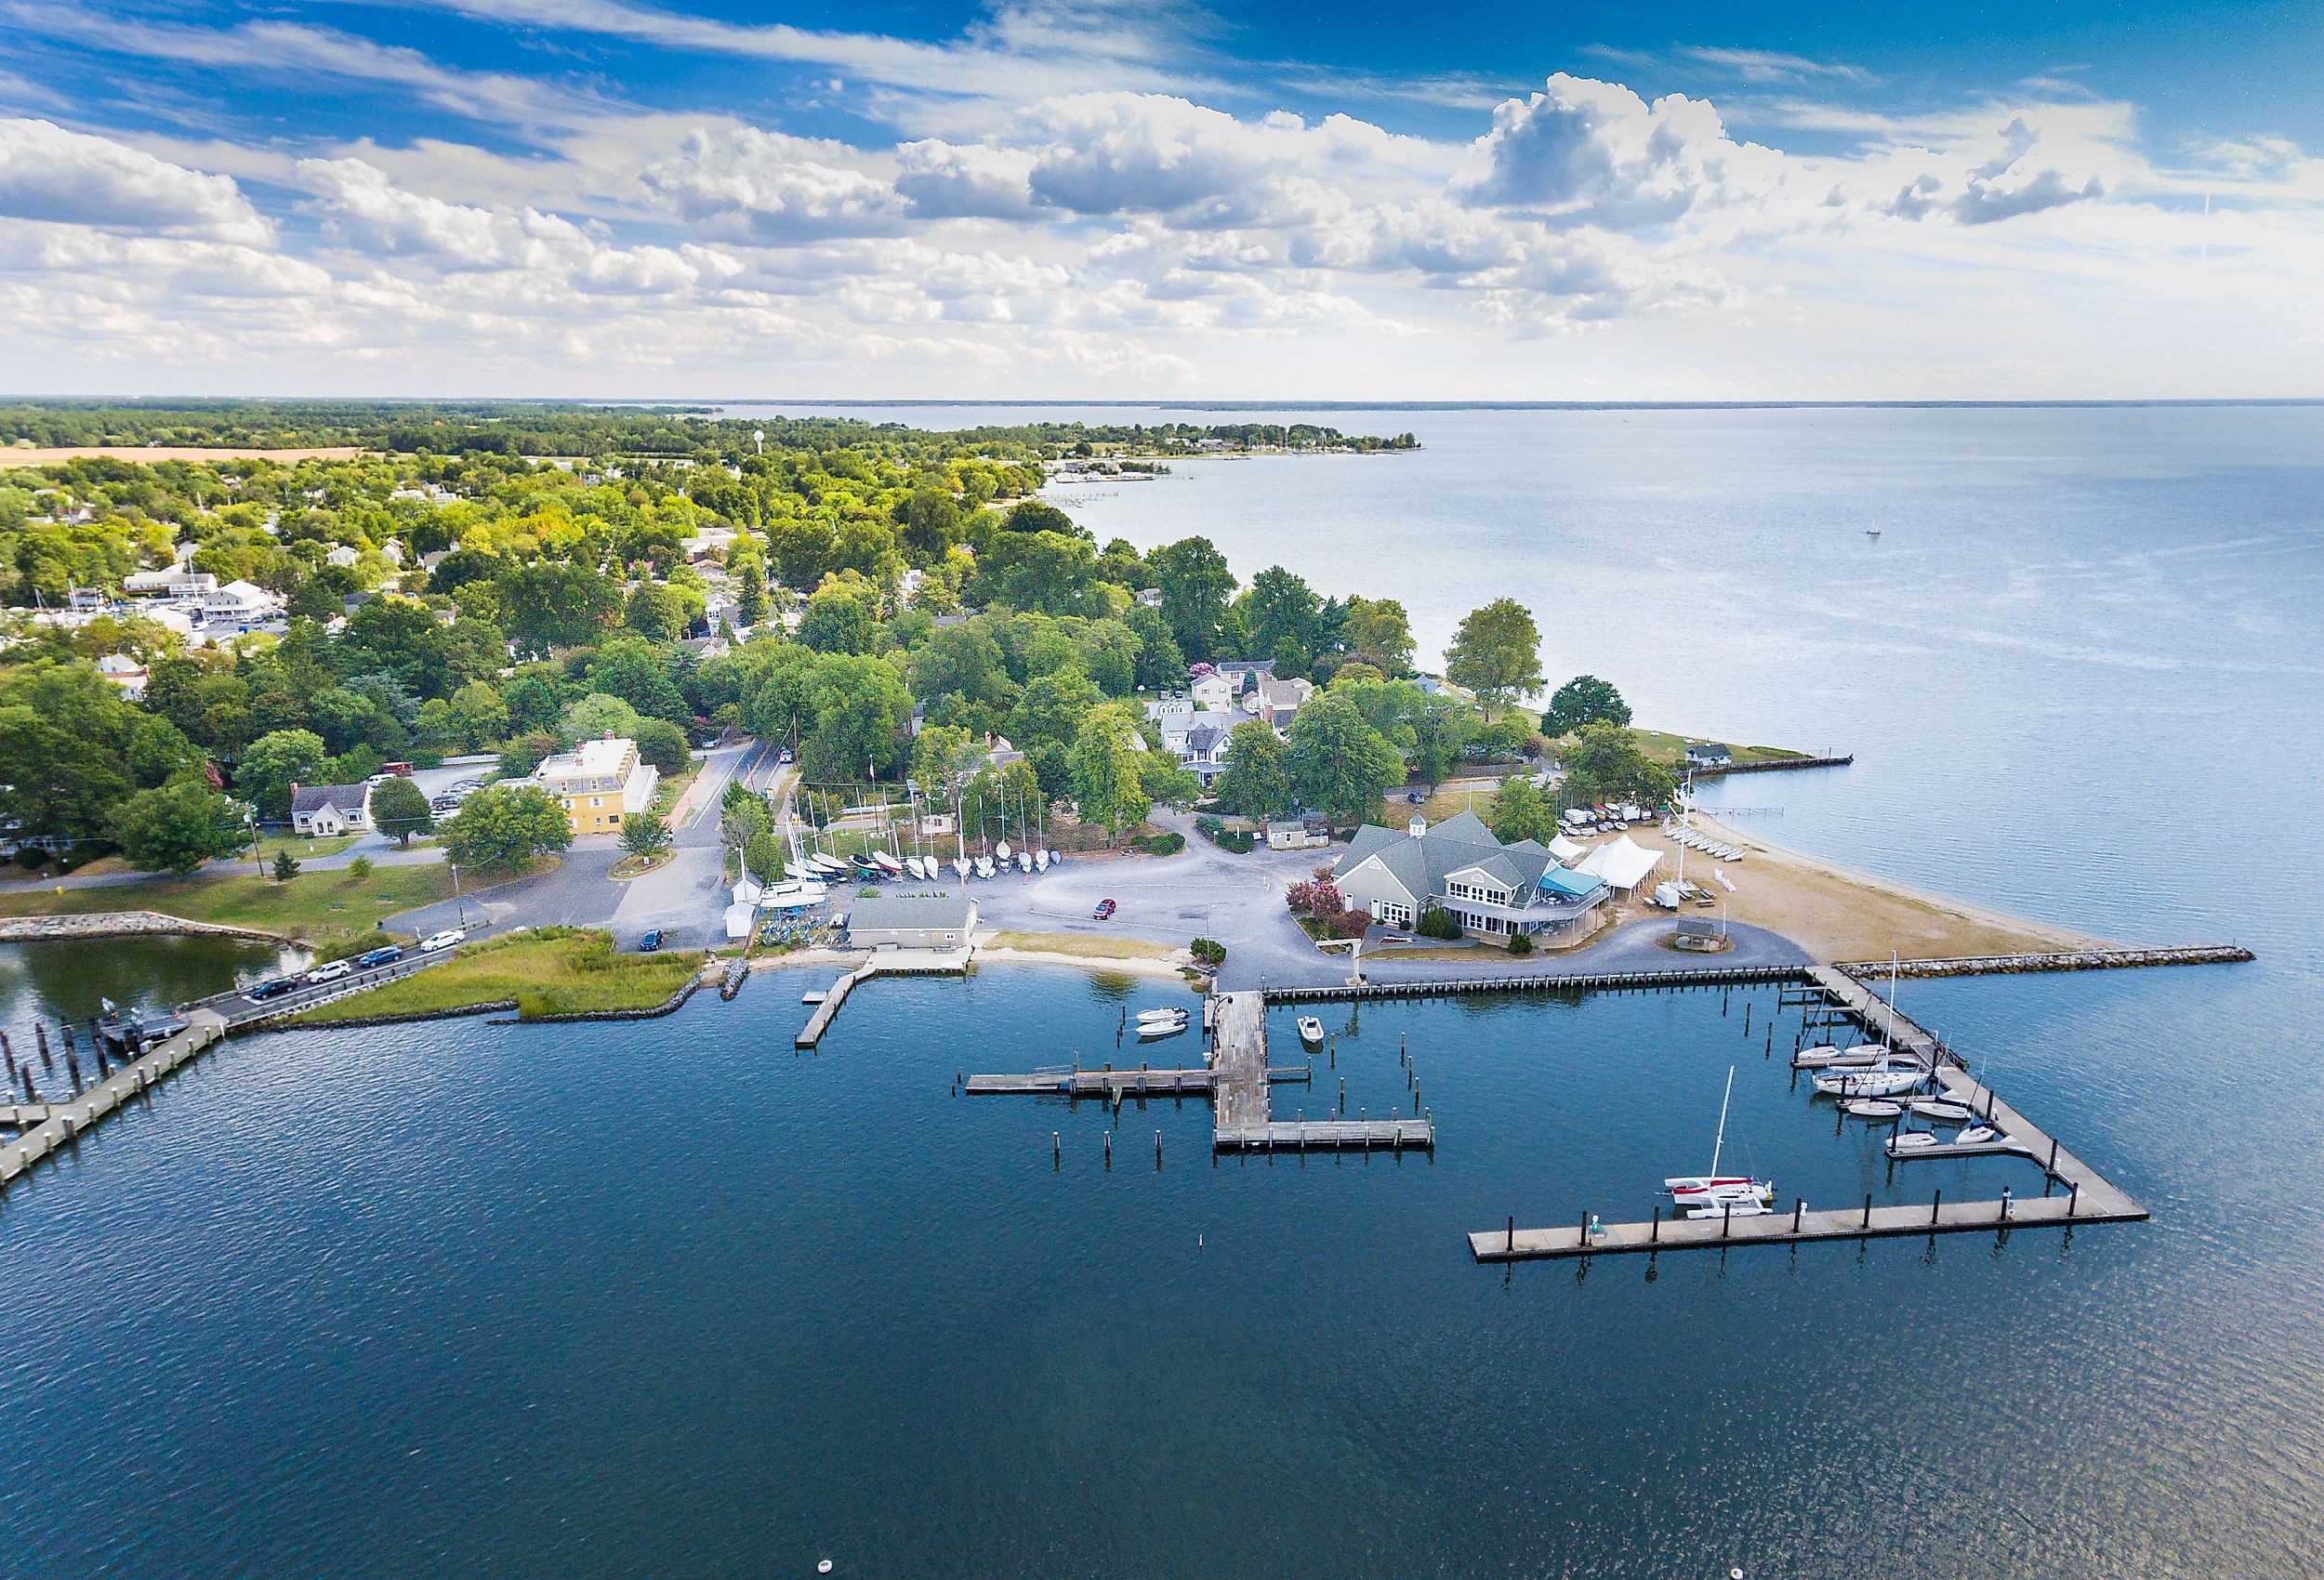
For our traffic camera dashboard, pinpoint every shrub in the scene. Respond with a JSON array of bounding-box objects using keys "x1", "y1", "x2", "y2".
[
  {"x1": 348, "y1": 855, "x2": 374, "y2": 880},
  {"x1": 1508, "y1": 929, "x2": 1534, "y2": 955},
  {"x1": 1417, "y1": 906, "x2": 1462, "y2": 941},
  {"x1": 1325, "y1": 909, "x2": 1370, "y2": 940},
  {"x1": 1130, "y1": 831, "x2": 1185, "y2": 856},
  {"x1": 1197, "y1": 815, "x2": 1255, "y2": 853},
  {"x1": 14, "y1": 846, "x2": 47, "y2": 869},
  {"x1": 1190, "y1": 937, "x2": 1227, "y2": 968}
]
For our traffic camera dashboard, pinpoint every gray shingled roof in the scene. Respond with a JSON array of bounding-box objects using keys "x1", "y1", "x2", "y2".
[
  {"x1": 290, "y1": 783, "x2": 368, "y2": 817},
  {"x1": 1337, "y1": 809, "x2": 1557, "y2": 902},
  {"x1": 847, "y1": 893, "x2": 975, "y2": 932}
]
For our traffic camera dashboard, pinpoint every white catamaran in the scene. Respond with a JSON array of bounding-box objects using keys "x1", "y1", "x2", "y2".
[{"x1": 1666, "y1": 1067, "x2": 1776, "y2": 1216}]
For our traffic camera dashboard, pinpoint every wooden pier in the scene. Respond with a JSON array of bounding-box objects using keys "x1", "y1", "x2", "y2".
[
  {"x1": 1472, "y1": 969, "x2": 2146, "y2": 1261},
  {"x1": 964, "y1": 1063, "x2": 1312, "y2": 1098},
  {"x1": 1262, "y1": 965, "x2": 1800, "y2": 1005},
  {"x1": 796, "y1": 968, "x2": 862, "y2": 1047},
  {"x1": 795, "y1": 949, "x2": 972, "y2": 1047},
  {"x1": 0, "y1": 1010, "x2": 225, "y2": 1190},
  {"x1": 1218, "y1": 1119, "x2": 1434, "y2": 1152}
]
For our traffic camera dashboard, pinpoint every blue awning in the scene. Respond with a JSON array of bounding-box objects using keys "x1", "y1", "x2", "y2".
[{"x1": 1539, "y1": 867, "x2": 1604, "y2": 900}]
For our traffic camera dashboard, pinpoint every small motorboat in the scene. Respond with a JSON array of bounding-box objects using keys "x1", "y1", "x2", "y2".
[
  {"x1": 1844, "y1": 1099, "x2": 1905, "y2": 1120},
  {"x1": 810, "y1": 854, "x2": 848, "y2": 876},
  {"x1": 1909, "y1": 1098, "x2": 1974, "y2": 1123},
  {"x1": 872, "y1": 851, "x2": 905, "y2": 876},
  {"x1": 1136, "y1": 1016, "x2": 1188, "y2": 1040},
  {"x1": 1136, "y1": 1006, "x2": 1188, "y2": 1024},
  {"x1": 975, "y1": 856, "x2": 996, "y2": 879},
  {"x1": 1891, "y1": 1129, "x2": 1940, "y2": 1152},
  {"x1": 1955, "y1": 1124, "x2": 2002, "y2": 1146},
  {"x1": 1296, "y1": 1017, "x2": 1326, "y2": 1047},
  {"x1": 1792, "y1": 1043, "x2": 1884, "y2": 1069}
]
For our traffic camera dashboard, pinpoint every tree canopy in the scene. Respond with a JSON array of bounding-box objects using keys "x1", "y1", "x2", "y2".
[
  {"x1": 1543, "y1": 674, "x2": 1632, "y2": 737},
  {"x1": 1445, "y1": 599, "x2": 1544, "y2": 717}
]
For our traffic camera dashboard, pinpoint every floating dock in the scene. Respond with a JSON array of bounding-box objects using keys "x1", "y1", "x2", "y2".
[
  {"x1": 0, "y1": 1010, "x2": 225, "y2": 1190},
  {"x1": 1472, "y1": 974, "x2": 2146, "y2": 1261}
]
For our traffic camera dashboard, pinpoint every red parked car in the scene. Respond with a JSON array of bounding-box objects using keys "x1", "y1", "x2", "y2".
[{"x1": 1092, "y1": 898, "x2": 1117, "y2": 920}]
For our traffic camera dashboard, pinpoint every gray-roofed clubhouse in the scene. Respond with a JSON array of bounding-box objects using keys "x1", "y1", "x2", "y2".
[
  {"x1": 844, "y1": 892, "x2": 979, "y2": 951},
  {"x1": 1333, "y1": 810, "x2": 1606, "y2": 943}
]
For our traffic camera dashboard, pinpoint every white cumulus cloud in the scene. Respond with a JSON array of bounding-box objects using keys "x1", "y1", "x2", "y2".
[{"x1": 0, "y1": 118, "x2": 271, "y2": 244}]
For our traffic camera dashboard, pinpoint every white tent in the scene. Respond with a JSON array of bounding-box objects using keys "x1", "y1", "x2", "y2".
[
  {"x1": 1574, "y1": 834, "x2": 1661, "y2": 893},
  {"x1": 1547, "y1": 834, "x2": 1587, "y2": 863}
]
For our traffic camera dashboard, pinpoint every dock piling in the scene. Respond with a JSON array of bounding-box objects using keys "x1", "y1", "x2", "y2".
[
  {"x1": 1930, "y1": 1189, "x2": 1942, "y2": 1226},
  {"x1": 1862, "y1": 1193, "x2": 1872, "y2": 1229},
  {"x1": 1507, "y1": 1215, "x2": 1515, "y2": 1254},
  {"x1": 1792, "y1": 1198, "x2": 1803, "y2": 1231},
  {"x1": 2068, "y1": 1180, "x2": 2080, "y2": 1217}
]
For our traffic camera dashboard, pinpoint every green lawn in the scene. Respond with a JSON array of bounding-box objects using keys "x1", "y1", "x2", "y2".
[
  {"x1": 289, "y1": 928, "x2": 704, "y2": 1022},
  {"x1": 1601, "y1": 729, "x2": 1810, "y2": 769},
  {"x1": 0, "y1": 862, "x2": 460, "y2": 938},
  {"x1": 245, "y1": 833, "x2": 360, "y2": 862}
]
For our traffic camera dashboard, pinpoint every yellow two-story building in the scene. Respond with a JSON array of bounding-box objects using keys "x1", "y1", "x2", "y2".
[{"x1": 530, "y1": 735, "x2": 661, "y2": 836}]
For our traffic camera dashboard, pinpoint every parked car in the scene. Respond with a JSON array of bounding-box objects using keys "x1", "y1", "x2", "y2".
[
  {"x1": 1092, "y1": 898, "x2": 1117, "y2": 920},
  {"x1": 248, "y1": 976, "x2": 299, "y2": 1001},
  {"x1": 357, "y1": 945, "x2": 402, "y2": 968},
  {"x1": 638, "y1": 929, "x2": 664, "y2": 952},
  {"x1": 306, "y1": 959, "x2": 351, "y2": 984},
  {"x1": 419, "y1": 928, "x2": 466, "y2": 953}
]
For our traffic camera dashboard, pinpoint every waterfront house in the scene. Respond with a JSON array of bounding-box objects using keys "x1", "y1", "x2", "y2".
[
  {"x1": 1333, "y1": 810, "x2": 1607, "y2": 943},
  {"x1": 846, "y1": 892, "x2": 979, "y2": 951},
  {"x1": 1684, "y1": 742, "x2": 1735, "y2": 770},
  {"x1": 290, "y1": 782, "x2": 374, "y2": 836},
  {"x1": 530, "y1": 735, "x2": 659, "y2": 836},
  {"x1": 201, "y1": 578, "x2": 283, "y2": 625}
]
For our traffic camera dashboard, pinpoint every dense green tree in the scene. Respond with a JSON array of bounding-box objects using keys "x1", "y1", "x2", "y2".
[
  {"x1": 976, "y1": 530, "x2": 1102, "y2": 617},
  {"x1": 1408, "y1": 691, "x2": 1472, "y2": 790},
  {"x1": 631, "y1": 718, "x2": 692, "y2": 774},
  {"x1": 1146, "y1": 536, "x2": 1235, "y2": 661},
  {"x1": 370, "y1": 775, "x2": 435, "y2": 846},
  {"x1": 107, "y1": 778, "x2": 246, "y2": 875},
  {"x1": 768, "y1": 516, "x2": 836, "y2": 591},
  {"x1": 584, "y1": 635, "x2": 691, "y2": 724},
  {"x1": 1000, "y1": 500, "x2": 1080, "y2": 537},
  {"x1": 1487, "y1": 776, "x2": 1561, "y2": 846},
  {"x1": 734, "y1": 554, "x2": 768, "y2": 629},
  {"x1": 1445, "y1": 598, "x2": 1544, "y2": 718},
  {"x1": 234, "y1": 728, "x2": 331, "y2": 822},
  {"x1": 1212, "y1": 719, "x2": 1292, "y2": 820},
  {"x1": 1340, "y1": 595, "x2": 1416, "y2": 674},
  {"x1": 1285, "y1": 691, "x2": 1404, "y2": 832},
  {"x1": 441, "y1": 783, "x2": 573, "y2": 873},
  {"x1": 1074, "y1": 618, "x2": 1140, "y2": 696},
  {"x1": 898, "y1": 485, "x2": 963, "y2": 560},
  {"x1": 1242, "y1": 565, "x2": 1322, "y2": 668},
  {"x1": 1542, "y1": 674, "x2": 1632, "y2": 737},
  {"x1": 562, "y1": 692, "x2": 646, "y2": 744},
  {"x1": 798, "y1": 572, "x2": 883, "y2": 654},
  {"x1": 1126, "y1": 602, "x2": 1186, "y2": 691},
  {"x1": 798, "y1": 654, "x2": 913, "y2": 783},
  {"x1": 1564, "y1": 720, "x2": 1676, "y2": 807},
  {"x1": 1008, "y1": 665, "x2": 1103, "y2": 754},
  {"x1": 910, "y1": 723, "x2": 980, "y2": 806},
  {"x1": 622, "y1": 812, "x2": 671, "y2": 860},
  {"x1": 495, "y1": 560, "x2": 617, "y2": 656},
  {"x1": 0, "y1": 661, "x2": 195, "y2": 845},
  {"x1": 625, "y1": 581, "x2": 690, "y2": 642},
  {"x1": 1067, "y1": 702, "x2": 1151, "y2": 843},
  {"x1": 744, "y1": 828, "x2": 785, "y2": 883}
]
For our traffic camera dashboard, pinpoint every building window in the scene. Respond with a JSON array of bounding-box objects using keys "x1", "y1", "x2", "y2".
[{"x1": 1373, "y1": 901, "x2": 1412, "y2": 928}]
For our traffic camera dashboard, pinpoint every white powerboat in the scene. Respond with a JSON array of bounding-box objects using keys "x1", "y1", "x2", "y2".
[
  {"x1": 1792, "y1": 1043, "x2": 1885, "y2": 1069},
  {"x1": 1296, "y1": 1017, "x2": 1326, "y2": 1047},
  {"x1": 1136, "y1": 1016, "x2": 1188, "y2": 1040},
  {"x1": 1666, "y1": 1067, "x2": 1776, "y2": 1213},
  {"x1": 1136, "y1": 1006, "x2": 1189, "y2": 1025}
]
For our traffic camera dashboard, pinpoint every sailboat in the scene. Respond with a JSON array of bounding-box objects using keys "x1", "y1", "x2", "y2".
[
  {"x1": 1665, "y1": 1067, "x2": 1775, "y2": 1214},
  {"x1": 1867, "y1": 520, "x2": 1882, "y2": 537},
  {"x1": 1809, "y1": 954, "x2": 1923, "y2": 1098}
]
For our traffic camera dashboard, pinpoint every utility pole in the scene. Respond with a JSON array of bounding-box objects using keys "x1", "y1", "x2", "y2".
[{"x1": 450, "y1": 862, "x2": 469, "y2": 931}]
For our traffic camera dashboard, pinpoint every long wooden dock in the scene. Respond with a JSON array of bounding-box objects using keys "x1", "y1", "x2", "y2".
[
  {"x1": 0, "y1": 1010, "x2": 225, "y2": 1189},
  {"x1": 1263, "y1": 965, "x2": 1802, "y2": 1004},
  {"x1": 795, "y1": 950, "x2": 973, "y2": 1047},
  {"x1": 964, "y1": 1064, "x2": 1312, "y2": 1098},
  {"x1": 1218, "y1": 1118, "x2": 1433, "y2": 1151},
  {"x1": 1473, "y1": 973, "x2": 2146, "y2": 1260}
]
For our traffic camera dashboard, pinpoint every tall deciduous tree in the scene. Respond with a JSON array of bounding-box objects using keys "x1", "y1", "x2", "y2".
[
  {"x1": 1212, "y1": 719, "x2": 1291, "y2": 820},
  {"x1": 1067, "y1": 702, "x2": 1152, "y2": 843},
  {"x1": 1487, "y1": 776, "x2": 1560, "y2": 846},
  {"x1": 1445, "y1": 599, "x2": 1543, "y2": 718},
  {"x1": 370, "y1": 775, "x2": 435, "y2": 846},
  {"x1": 1285, "y1": 691, "x2": 1404, "y2": 833},
  {"x1": 1543, "y1": 674, "x2": 1631, "y2": 737},
  {"x1": 1340, "y1": 595, "x2": 1417, "y2": 674},
  {"x1": 1146, "y1": 536, "x2": 1235, "y2": 662},
  {"x1": 1564, "y1": 721, "x2": 1676, "y2": 807},
  {"x1": 234, "y1": 728, "x2": 330, "y2": 822},
  {"x1": 107, "y1": 778, "x2": 246, "y2": 875},
  {"x1": 441, "y1": 783, "x2": 574, "y2": 873}
]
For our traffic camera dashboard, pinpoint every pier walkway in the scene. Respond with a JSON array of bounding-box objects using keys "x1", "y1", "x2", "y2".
[
  {"x1": 1, "y1": 1009, "x2": 225, "y2": 1190},
  {"x1": 796, "y1": 948, "x2": 972, "y2": 1047}
]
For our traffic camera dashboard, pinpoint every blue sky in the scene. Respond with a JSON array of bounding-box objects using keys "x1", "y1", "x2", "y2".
[{"x1": 4, "y1": 0, "x2": 2322, "y2": 397}]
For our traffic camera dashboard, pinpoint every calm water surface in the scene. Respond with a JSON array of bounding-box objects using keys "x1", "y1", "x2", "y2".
[{"x1": 4, "y1": 406, "x2": 2319, "y2": 1576}]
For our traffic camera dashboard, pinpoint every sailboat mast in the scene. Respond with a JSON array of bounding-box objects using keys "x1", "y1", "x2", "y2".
[{"x1": 1710, "y1": 1065, "x2": 1735, "y2": 1178}]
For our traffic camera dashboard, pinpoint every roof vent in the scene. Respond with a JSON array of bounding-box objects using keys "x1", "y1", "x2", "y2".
[{"x1": 1407, "y1": 815, "x2": 1428, "y2": 838}]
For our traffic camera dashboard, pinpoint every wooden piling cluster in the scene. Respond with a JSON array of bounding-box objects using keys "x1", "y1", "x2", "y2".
[{"x1": 0, "y1": 1011, "x2": 226, "y2": 1190}]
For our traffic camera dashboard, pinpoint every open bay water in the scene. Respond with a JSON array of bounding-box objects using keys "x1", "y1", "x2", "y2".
[{"x1": 5, "y1": 405, "x2": 2322, "y2": 1574}]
